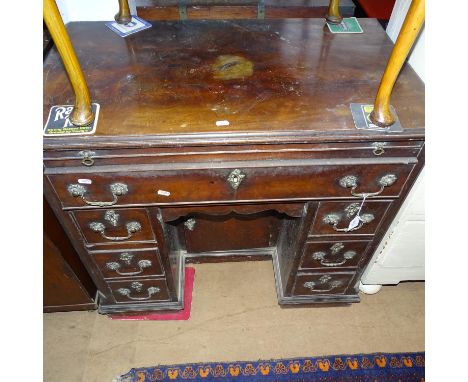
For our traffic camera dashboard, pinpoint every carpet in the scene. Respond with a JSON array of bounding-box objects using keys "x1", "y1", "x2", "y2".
[{"x1": 114, "y1": 352, "x2": 424, "y2": 381}]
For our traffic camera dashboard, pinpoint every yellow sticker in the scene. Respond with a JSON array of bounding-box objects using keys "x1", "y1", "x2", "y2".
[{"x1": 363, "y1": 105, "x2": 374, "y2": 113}]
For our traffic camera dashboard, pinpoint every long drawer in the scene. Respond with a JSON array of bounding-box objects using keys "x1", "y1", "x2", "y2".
[
  {"x1": 47, "y1": 159, "x2": 417, "y2": 208},
  {"x1": 43, "y1": 141, "x2": 423, "y2": 168}
]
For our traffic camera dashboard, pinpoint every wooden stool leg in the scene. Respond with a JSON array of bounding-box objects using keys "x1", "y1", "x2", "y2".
[
  {"x1": 326, "y1": 0, "x2": 343, "y2": 24},
  {"x1": 43, "y1": 0, "x2": 94, "y2": 126},
  {"x1": 370, "y1": 0, "x2": 425, "y2": 127},
  {"x1": 115, "y1": 0, "x2": 132, "y2": 24}
]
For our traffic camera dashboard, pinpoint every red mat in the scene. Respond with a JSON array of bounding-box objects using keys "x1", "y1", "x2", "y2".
[{"x1": 111, "y1": 267, "x2": 195, "y2": 321}]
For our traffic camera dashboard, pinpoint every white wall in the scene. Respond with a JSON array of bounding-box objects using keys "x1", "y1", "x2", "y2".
[
  {"x1": 55, "y1": 0, "x2": 137, "y2": 24},
  {"x1": 386, "y1": 0, "x2": 425, "y2": 82}
]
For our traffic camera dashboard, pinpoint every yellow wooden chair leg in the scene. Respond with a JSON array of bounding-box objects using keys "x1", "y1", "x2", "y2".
[
  {"x1": 370, "y1": 0, "x2": 425, "y2": 127},
  {"x1": 43, "y1": 0, "x2": 94, "y2": 126},
  {"x1": 115, "y1": 0, "x2": 132, "y2": 24},
  {"x1": 326, "y1": 0, "x2": 343, "y2": 24}
]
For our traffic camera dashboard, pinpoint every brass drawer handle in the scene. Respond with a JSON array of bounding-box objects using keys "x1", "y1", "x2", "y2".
[
  {"x1": 67, "y1": 182, "x2": 128, "y2": 207},
  {"x1": 339, "y1": 174, "x2": 397, "y2": 197},
  {"x1": 184, "y1": 218, "x2": 197, "y2": 231},
  {"x1": 116, "y1": 281, "x2": 160, "y2": 301},
  {"x1": 372, "y1": 143, "x2": 386, "y2": 156},
  {"x1": 319, "y1": 258, "x2": 347, "y2": 267},
  {"x1": 323, "y1": 213, "x2": 374, "y2": 232},
  {"x1": 312, "y1": 245, "x2": 357, "y2": 267},
  {"x1": 323, "y1": 202, "x2": 375, "y2": 232},
  {"x1": 89, "y1": 221, "x2": 141, "y2": 241},
  {"x1": 227, "y1": 169, "x2": 246, "y2": 190},
  {"x1": 106, "y1": 253, "x2": 152, "y2": 276},
  {"x1": 303, "y1": 275, "x2": 343, "y2": 292},
  {"x1": 78, "y1": 150, "x2": 95, "y2": 166}
]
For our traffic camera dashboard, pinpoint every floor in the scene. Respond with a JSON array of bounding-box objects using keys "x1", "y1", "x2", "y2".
[{"x1": 43, "y1": 261, "x2": 424, "y2": 382}]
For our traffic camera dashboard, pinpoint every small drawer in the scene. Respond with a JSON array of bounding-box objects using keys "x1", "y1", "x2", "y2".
[
  {"x1": 310, "y1": 200, "x2": 392, "y2": 236},
  {"x1": 71, "y1": 208, "x2": 156, "y2": 249},
  {"x1": 293, "y1": 272, "x2": 355, "y2": 296},
  {"x1": 92, "y1": 248, "x2": 164, "y2": 279},
  {"x1": 300, "y1": 241, "x2": 370, "y2": 270},
  {"x1": 107, "y1": 278, "x2": 170, "y2": 303}
]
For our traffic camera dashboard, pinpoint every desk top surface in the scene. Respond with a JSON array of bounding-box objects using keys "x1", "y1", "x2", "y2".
[{"x1": 43, "y1": 19, "x2": 424, "y2": 149}]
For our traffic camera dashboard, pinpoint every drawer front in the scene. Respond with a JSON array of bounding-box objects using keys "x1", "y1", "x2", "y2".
[
  {"x1": 293, "y1": 272, "x2": 355, "y2": 296},
  {"x1": 92, "y1": 248, "x2": 164, "y2": 279},
  {"x1": 107, "y1": 278, "x2": 170, "y2": 303},
  {"x1": 181, "y1": 213, "x2": 282, "y2": 253},
  {"x1": 310, "y1": 200, "x2": 392, "y2": 236},
  {"x1": 48, "y1": 161, "x2": 415, "y2": 208},
  {"x1": 300, "y1": 240, "x2": 370, "y2": 270},
  {"x1": 43, "y1": 141, "x2": 423, "y2": 168},
  {"x1": 71, "y1": 208, "x2": 156, "y2": 249}
]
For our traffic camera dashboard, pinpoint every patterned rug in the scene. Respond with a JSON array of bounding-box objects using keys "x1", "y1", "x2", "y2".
[{"x1": 114, "y1": 352, "x2": 424, "y2": 381}]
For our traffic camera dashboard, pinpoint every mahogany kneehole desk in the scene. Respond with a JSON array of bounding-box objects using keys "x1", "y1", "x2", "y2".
[{"x1": 43, "y1": 19, "x2": 425, "y2": 314}]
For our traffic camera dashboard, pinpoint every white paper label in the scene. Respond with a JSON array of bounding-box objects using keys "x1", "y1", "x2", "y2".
[
  {"x1": 216, "y1": 120, "x2": 230, "y2": 127},
  {"x1": 78, "y1": 179, "x2": 92, "y2": 184},
  {"x1": 347, "y1": 215, "x2": 361, "y2": 231},
  {"x1": 346, "y1": 194, "x2": 367, "y2": 231},
  {"x1": 157, "y1": 190, "x2": 171, "y2": 196}
]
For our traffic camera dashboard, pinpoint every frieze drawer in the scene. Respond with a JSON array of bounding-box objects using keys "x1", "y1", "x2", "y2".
[
  {"x1": 309, "y1": 200, "x2": 392, "y2": 236},
  {"x1": 91, "y1": 248, "x2": 164, "y2": 279},
  {"x1": 42, "y1": 141, "x2": 424, "y2": 169},
  {"x1": 47, "y1": 161, "x2": 415, "y2": 208},
  {"x1": 71, "y1": 208, "x2": 157, "y2": 249},
  {"x1": 107, "y1": 278, "x2": 171, "y2": 303},
  {"x1": 300, "y1": 241, "x2": 371, "y2": 270},
  {"x1": 292, "y1": 273, "x2": 355, "y2": 296}
]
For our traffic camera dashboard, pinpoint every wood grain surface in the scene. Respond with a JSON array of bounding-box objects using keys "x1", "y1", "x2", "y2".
[{"x1": 43, "y1": 19, "x2": 424, "y2": 149}]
